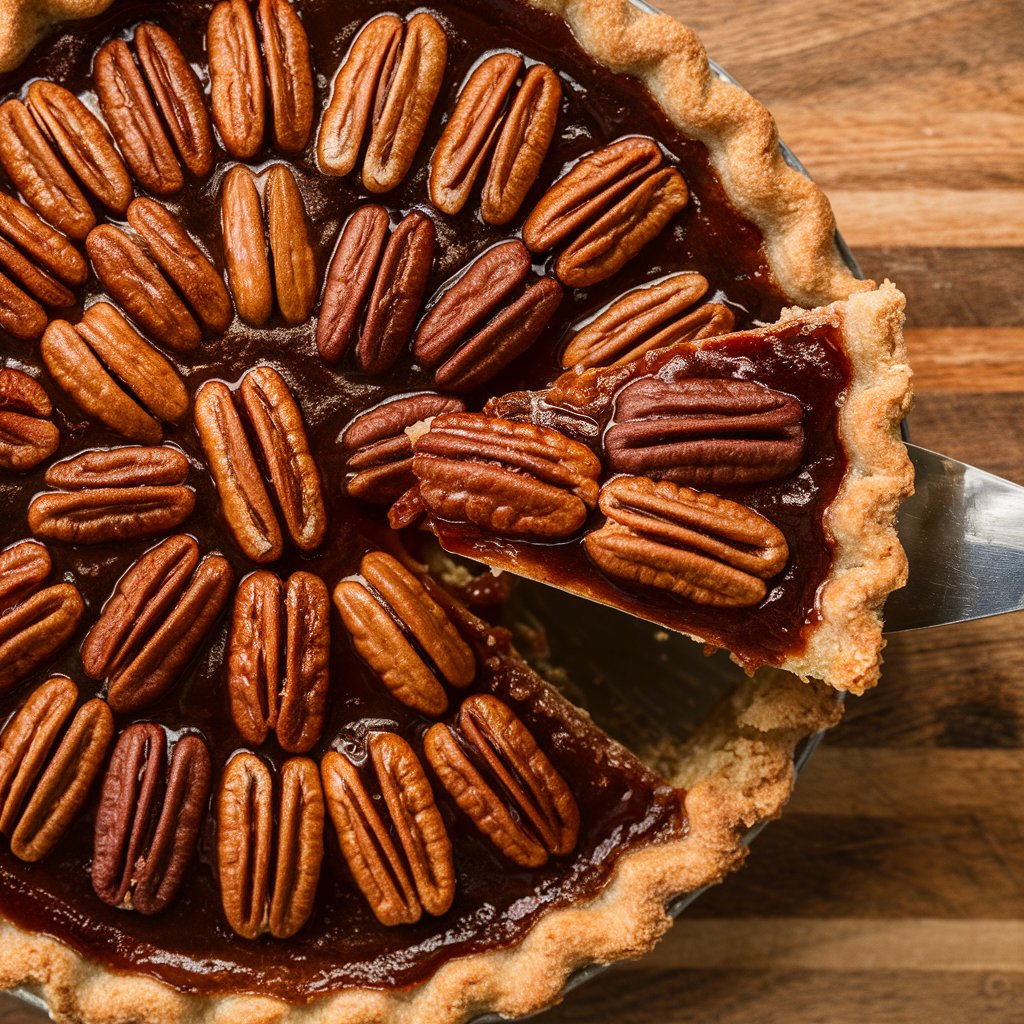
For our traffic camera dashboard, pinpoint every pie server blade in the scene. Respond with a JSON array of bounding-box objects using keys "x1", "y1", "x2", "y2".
[{"x1": 883, "y1": 443, "x2": 1024, "y2": 632}]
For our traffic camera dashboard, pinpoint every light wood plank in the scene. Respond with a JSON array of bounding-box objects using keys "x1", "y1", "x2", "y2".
[{"x1": 905, "y1": 328, "x2": 1024, "y2": 393}]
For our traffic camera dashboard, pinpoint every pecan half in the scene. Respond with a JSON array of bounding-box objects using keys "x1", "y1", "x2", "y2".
[
  {"x1": 81, "y1": 537, "x2": 233, "y2": 712},
  {"x1": 318, "y1": 13, "x2": 447, "y2": 193},
  {"x1": 87, "y1": 224, "x2": 201, "y2": 352},
  {"x1": 356, "y1": 210, "x2": 436, "y2": 375},
  {"x1": 412, "y1": 412, "x2": 601, "y2": 539},
  {"x1": 585, "y1": 476, "x2": 789, "y2": 607},
  {"x1": 92, "y1": 725, "x2": 211, "y2": 914},
  {"x1": 208, "y1": 0, "x2": 266, "y2": 159},
  {"x1": 523, "y1": 137, "x2": 689, "y2": 287},
  {"x1": 135, "y1": 24, "x2": 214, "y2": 178},
  {"x1": 258, "y1": 0, "x2": 314, "y2": 154},
  {"x1": 561, "y1": 272, "x2": 733, "y2": 370},
  {"x1": 0, "y1": 677, "x2": 113, "y2": 861},
  {"x1": 0, "y1": 369, "x2": 58, "y2": 471},
  {"x1": 194, "y1": 379, "x2": 282, "y2": 563},
  {"x1": 94, "y1": 39, "x2": 184, "y2": 196},
  {"x1": 25, "y1": 80, "x2": 133, "y2": 215},
  {"x1": 322, "y1": 732, "x2": 454, "y2": 926},
  {"x1": 605, "y1": 377, "x2": 806, "y2": 486},
  {"x1": 217, "y1": 752, "x2": 324, "y2": 939},
  {"x1": 0, "y1": 270, "x2": 46, "y2": 340},
  {"x1": 238, "y1": 365, "x2": 327, "y2": 552},
  {"x1": 341, "y1": 393, "x2": 465, "y2": 503},
  {"x1": 431, "y1": 55, "x2": 561, "y2": 224},
  {"x1": 0, "y1": 540, "x2": 51, "y2": 615},
  {"x1": 0, "y1": 191, "x2": 88, "y2": 287},
  {"x1": 228, "y1": 570, "x2": 330, "y2": 753},
  {"x1": 424, "y1": 694, "x2": 579, "y2": 868},
  {"x1": 127, "y1": 198, "x2": 233, "y2": 334},
  {"x1": 221, "y1": 165, "x2": 272, "y2": 327},
  {"x1": 413, "y1": 241, "x2": 562, "y2": 392},
  {"x1": 264, "y1": 164, "x2": 316, "y2": 326},
  {"x1": 333, "y1": 551, "x2": 475, "y2": 717},
  {"x1": 0, "y1": 230, "x2": 75, "y2": 309},
  {"x1": 45, "y1": 444, "x2": 189, "y2": 489},
  {"x1": 0, "y1": 99, "x2": 95, "y2": 240}
]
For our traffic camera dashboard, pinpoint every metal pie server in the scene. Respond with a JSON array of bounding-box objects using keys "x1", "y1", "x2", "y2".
[{"x1": 884, "y1": 443, "x2": 1024, "y2": 632}]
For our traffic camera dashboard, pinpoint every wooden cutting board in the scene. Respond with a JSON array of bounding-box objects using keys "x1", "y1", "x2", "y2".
[{"x1": 2, "y1": 1, "x2": 1021, "y2": 1023}]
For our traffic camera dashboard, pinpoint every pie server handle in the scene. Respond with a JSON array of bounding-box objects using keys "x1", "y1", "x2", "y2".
[{"x1": 884, "y1": 443, "x2": 1024, "y2": 632}]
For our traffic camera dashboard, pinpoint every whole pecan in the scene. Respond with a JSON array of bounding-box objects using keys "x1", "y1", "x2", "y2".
[
  {"x1": 318, "y1": 13, "x2": 447, "y2": 193},
  {"x1": 208, "y1": 0, "x2": 266, "y2": 159},
  {"x1": 431, "y1": 54, "x2": 561, "y2": 225},
  {"x1": 264, "y1": 164, "x2": 316, "y2": 326},
  {"x1": 44, "y1": 444, "x2": 189, "y2": 489},
  {"x1": 322, "y1": 732, "x2": 455, "y2": 926},
  {"x1": 228, "y1": 570, "x2": 330, "y2": 753},
  {"x1": 585, "y1": 475, "x2": 789, "y2": 607},
  {"x1": 0, "y1": 99, "x2": 95, "y2": 241},
  {"x1": 560, "y1": 272, "x2": 735, "y2": 370},
  {"x1": 341, "y1": 393, "x2": 466, "y2": 503},
  {"x1": 424, "y1": 694, "x2": 579, "y2": 868},
  {"x1": 81, "y1": 535, "x2": 233, "y2": 712},
  {"x1": 25, "y1": 80, "x2": 133, "y2": 215},
  {"x1": 0, "y1": 368, "x2": 58, "y2": 471},
  {"x1": 87, "y1": 224, "x2": 201, "y2": 352},
  {"x1": 134, "y1": 24, "x2": 214, "y2": 178},
  {"x1": 523, "y1": 136, "x2": 689, "y2": 287},
  {"x1": 258, "y1": 0, "x2": 314, "y2": 154},
  {"x1": 238, "y1": 365, "x2": 327, "y2": 552},
  {"x1": 605, "y1": 377, "x2": 806, "y2": 486},
  {"x1": 127, "y1": 198, "x2": 233, "y2": 334},
  {"x1": 217, "y1": 752, "x2": 324, "y2": 940},
  {"x1": 333, "y1": 551, "x2": 475, "y2": 717},
  {"x1": 0, "y1": 677, "x2": 113, "y2": 862},
  {"x1": 94, "y1": 39, "x2": 184, "y2": 196},
  {"x1": 0, "y1": 192, "x2": 88, "y2": 288},
  {"x1": 41, "y1": 304, "x2": 188, "y2": 442},
  {"x1": 413, "y1": 241, "x2": 562, "y2": 392},
  {"x1": 412, "y1": 412, "x2": 601, "y2": 539},
  {"x1": 221, "y1": 165, "x2": 272, "y2": 327},
  {"x1": 0, "y1": 542, "x2": 83, "y2": 691},
  {"x1": 92, "y1": 725, "x2": 211, "y2": 914}
]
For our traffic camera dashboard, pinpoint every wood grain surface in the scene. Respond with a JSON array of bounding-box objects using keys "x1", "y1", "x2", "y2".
[{"x1": 2, "y1": 1, "x2": 1021, "y2": 1022}]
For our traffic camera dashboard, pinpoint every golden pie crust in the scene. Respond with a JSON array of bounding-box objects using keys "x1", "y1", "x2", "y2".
[{"x1": 0, "y1": 0, "x2": 912, "y2": 1021}]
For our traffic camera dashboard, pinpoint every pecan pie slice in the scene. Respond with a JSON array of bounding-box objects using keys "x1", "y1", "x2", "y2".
[{"x1": 0, "y1": 0, "x2": 910, "y2": 1022}]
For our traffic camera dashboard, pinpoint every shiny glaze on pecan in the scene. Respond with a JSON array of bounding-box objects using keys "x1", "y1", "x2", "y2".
[
  {"x1": 333, "y1": 551, "x2": 475, "y2": 717},
  {"x1": 0, "y1": 191, "x2": 87, "y2": 293},
  {"x1": 207, "y1": 0, "x2": 265, "y2": 159},
  {"x1": 258, "y1": 0, "x2": 315, "y2": 154},
  {"x1": 264, "y1": 164, "x2": 317, "y2": 325},
  {"x1": 424, "y1": 694, "x2": 579, "y2": 868},
  {"x1": 585, "y1": 476, "x2": 789, "y2": 607},
  {"x1": 0, "y1": 369, "x2": 59, "y2": 471}
]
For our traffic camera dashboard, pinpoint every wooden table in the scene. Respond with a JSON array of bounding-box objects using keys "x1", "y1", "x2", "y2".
[{"x1": 2, "y1": 1, "x2": 1021, "y2": 1022}]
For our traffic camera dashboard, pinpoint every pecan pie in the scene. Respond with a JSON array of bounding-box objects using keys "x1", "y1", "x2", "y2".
[{"x1": 0, "y1": 0, "x2": 912, "y2": 1022}]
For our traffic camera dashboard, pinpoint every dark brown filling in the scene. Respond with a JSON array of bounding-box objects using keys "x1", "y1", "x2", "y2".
[{"x1": 0, "y1": 0, "x2": 817, "y2": 1001}]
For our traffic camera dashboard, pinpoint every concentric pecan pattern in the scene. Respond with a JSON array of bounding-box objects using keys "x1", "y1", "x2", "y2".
[
  {"x1": 585, "y1": 475, "x2": 789, "y2": 607},
  {"x1": 523, "y1": 136, "x2": 689, "y2": 287},
  {"x1": 322, "y1": 732, "x2": 454, "y2": 926},
  {"x1": 94, "y1": 39, "x2": 184, "y2": 196},
  {"x1": 560, "y1": 272, "x2": 735, "y2": 371},
  {"x1": 81, "y1": 534, "x2": 233, "y2": 712},
  {"x1": 606, "y1": 377, "x2": 806, "y2": 486},
  {"x1": 412, "y1": 412, "x2": 601, "y2": 540},
  {"x1": 228, "y1": 570, "x2": 330, "y2": 753},
  {"x1": 264, "y1": 164, "x2": 316, "y2": 326},
  {"x1": 0, "y1": 541, "x2": 83, "y2": 691},
  {"x1": 134, "y1": 23, "x2": 214, "y2": 178},
  {"x1": 217, "y1": 752, "x2": 324, "y2": 940},
  {"x1": 424, "y1": 694, "x2": 579, "y2": 868},
  {"x1": 0, "y1": 99, "x2": 95, "y2": 241},
  {"x1": 25, "y1": 80, "x2": 133, "y2": 215},
  {"x1": 0, "y1": 368, "x2": 58, "y2": 471},
  {"x1": 413, "y1": 240, "x2": 562, "y2": 393},
  {"x1": 431, "y1": 54, "x2": 561, "y2": 225},
  {"x1": 318, "y1": 13, "x2": 447, "y2": 193},
  {"x1": 92, "y1": 725, "x2": 211, "y2": 914},
  {"x1": 333, "y1": 551, "x2": 475, "y2": 717},
  {"x1": 0, "y1": 677, "x2": 113, "y2": 861},
  {"x1": 221, "y1": 165, "x2": 272, "y2": 327},
  {"x1": 258, "y1": 0, "x2": 315, "y2": 154},
  {"x1": 341, "y1": 392, "x2": 466, "y2": 503},
  {"x1": 208, "y1": 0, "x2": 266, "y2": 159}
]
